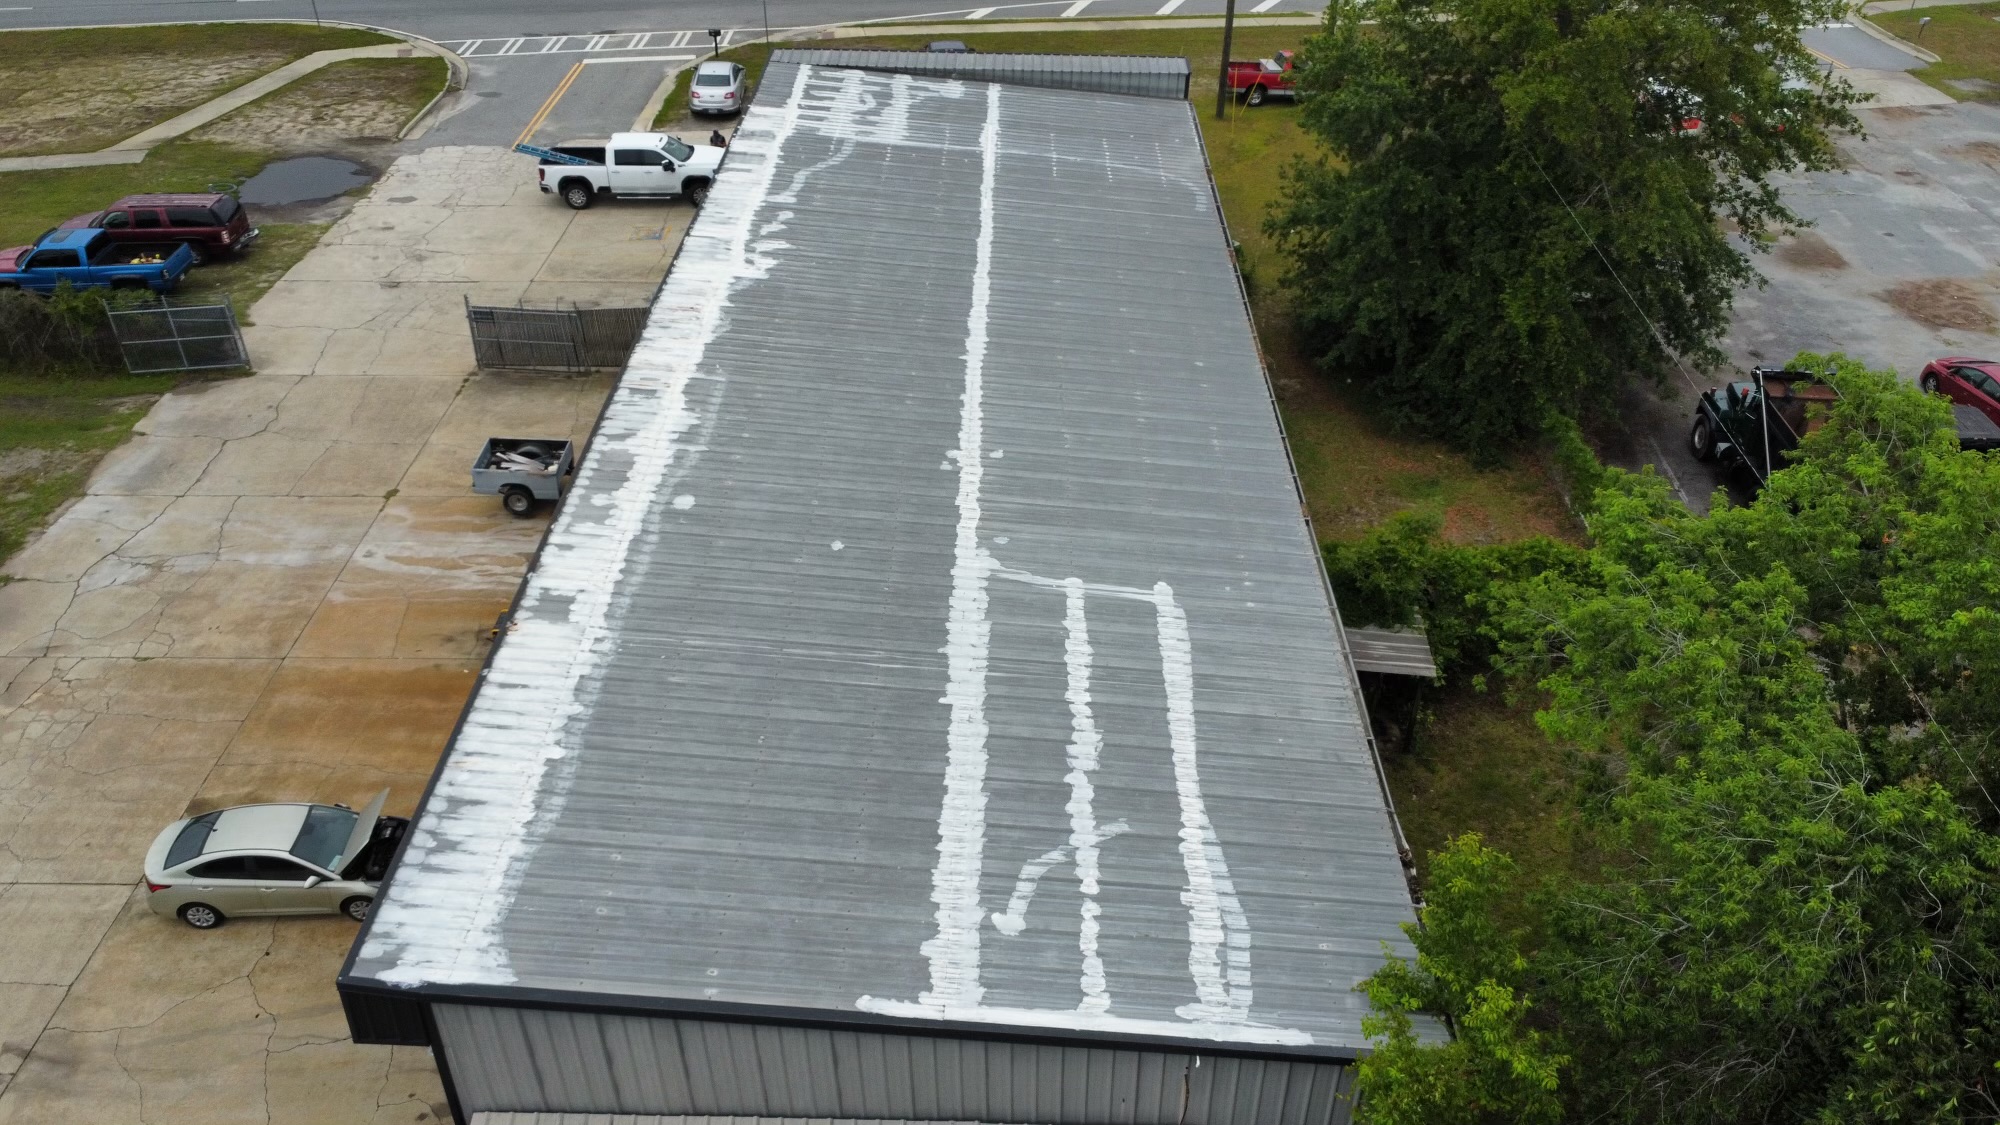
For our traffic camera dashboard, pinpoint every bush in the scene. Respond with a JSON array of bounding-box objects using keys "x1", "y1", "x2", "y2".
[
  {"x1": 1323, "y1": 514, "x2": 1588, "y2": 678},
  {"x1": 0, "y1": 283, "x2": 134, "y2": 374}
]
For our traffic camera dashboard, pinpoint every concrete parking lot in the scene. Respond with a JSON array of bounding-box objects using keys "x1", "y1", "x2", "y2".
[{"x1": 0, "y1": 147, "x2": 689, "y2": 1124}]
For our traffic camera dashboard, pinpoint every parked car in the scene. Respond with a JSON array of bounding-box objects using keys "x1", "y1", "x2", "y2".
[
  {"x1": 59, "y1": 192, "x2": 257, "y2": 265},
  {"x1": 144, "y1": 789, "x2": 407, "y2": 929},
  {"x1": 518, "y1": 132, "x2": 725, "y2": 210},
  {"x1": 926, "y1": 40, "x2": 974, "y2": 53},
  {"x1": 1690, "y1": 367, "x2": 1836, "y2": 485},
  {"x1": 1225, "y1": 49, "x2": 1302, "y2": 106},
  {"x1": 1919, "y1": 357, "x2": 2000, "y2": 429},
  {"x1": 689, "y1": 60, "x2": 749, "y2": 115},
  {"x1": 0, "y1": 227, "x2": 195, "y2": 294}
]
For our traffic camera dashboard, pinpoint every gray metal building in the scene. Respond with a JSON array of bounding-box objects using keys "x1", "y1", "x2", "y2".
[{"x1": 341, "y1": 57, "x2": 1421, "y2": 1125}]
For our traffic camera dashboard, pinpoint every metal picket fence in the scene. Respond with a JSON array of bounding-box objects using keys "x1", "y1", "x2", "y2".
[
  {"x1": 465, "y1": 299, "x2": 651, "y2": 372},
  {"x1": 104, "y1": 296, "x2": 248, "y2": 373}
]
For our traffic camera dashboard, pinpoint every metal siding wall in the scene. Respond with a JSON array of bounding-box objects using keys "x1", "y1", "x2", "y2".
[{"x1": 433, "y1": 1005, "x2": 1354, "y2": 1125}]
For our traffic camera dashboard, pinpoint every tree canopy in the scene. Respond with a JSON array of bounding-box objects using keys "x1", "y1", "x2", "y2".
[
  {"x1": 1270, "y1": 0, "x2": 1860, "y2": 448},
  {"x1": 1355, "y1": 358, "x2": 2000, "y2": 1123}
]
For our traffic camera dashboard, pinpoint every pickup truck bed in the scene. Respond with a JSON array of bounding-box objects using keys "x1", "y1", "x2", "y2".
[{"x1": 0, "y1": 228, "x2": 195, "y2": 294}]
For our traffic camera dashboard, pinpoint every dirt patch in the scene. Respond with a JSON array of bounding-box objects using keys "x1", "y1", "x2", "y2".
[
  {"x1": 190, "y1": 57, "x2": 445, "y2": 155},
  {"x1": 1777, "y1": 231, "x2": 1849, "y2": 270},
  {"x1": 1881, "y1": 279, "x2": 1999, "y2": 332},
  {"x1": 1872, "y1": 106, "x2": 1927, "y2": 121},
  {"x1": 1955, "y1": 140, "x2": 2000, "y2": 171},
  {"x1": 0, "y1": 51, "x2": 294, "y2": 156}
]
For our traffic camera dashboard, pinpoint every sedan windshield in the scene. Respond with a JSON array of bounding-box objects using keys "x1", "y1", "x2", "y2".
[
  {"x1": 291, "y1": 805, "x2": 358, "y2": 872},
  {"x1": 663, "y1": 136, "x2": 694, "y2": 161}
]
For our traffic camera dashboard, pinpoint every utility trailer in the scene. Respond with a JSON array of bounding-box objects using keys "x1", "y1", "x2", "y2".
[{"x1": 471, "y1": 438, "x2": 574, "y2": 517}]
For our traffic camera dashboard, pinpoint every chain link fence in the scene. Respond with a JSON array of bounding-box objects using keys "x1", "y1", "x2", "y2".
[{"x1": 104, "y1": 296, "x2": 248, "y2": 374}]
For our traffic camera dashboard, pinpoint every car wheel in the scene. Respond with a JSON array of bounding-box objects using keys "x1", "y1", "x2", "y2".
[
  {"x1": 501, "y1": 486, "x2": 535, "y2": 517},
  {"x1": 687, "y1": 180, "x2": 711, "y2": 209},
  {"x1": 562, "y1": 181, "x2": 594, "y2": 210},
  {"x1": 341, "y1": 896, "x2": 373, "y2": 923},
  {"x1": 179, "y1": 903, "x2": 223, "y2": 930},
  {"x1": 182, "y1": 241, "x2": 206, "y2": 266},
  {"x1": 1246, "y1": 85, "x2": 1267, "y2": 107},
  {"x1": 1690, "y1": 413, "x2": 1717, "y2": 462},
  {"x1": 1919, "y1": 371, "x2": 1940, "y2": 395}
]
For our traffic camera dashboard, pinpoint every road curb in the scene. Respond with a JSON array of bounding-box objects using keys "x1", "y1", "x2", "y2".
[{"x1": 1847, "y1": 6, "x2": 1942, "y2": 64}]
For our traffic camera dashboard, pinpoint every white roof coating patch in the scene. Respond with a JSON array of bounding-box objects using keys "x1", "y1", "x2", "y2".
[{"x1": 347, "y1": 63, "x2": 1418, "y2": 1057}]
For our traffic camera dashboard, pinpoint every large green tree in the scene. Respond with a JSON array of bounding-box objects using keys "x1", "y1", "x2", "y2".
[
  {"x1": 1356, "y1": 359, "x2": 2000, "y2": 1122},
  {"x1": 1270, "y1": 0, "x2": 1859, "y2": 448}
]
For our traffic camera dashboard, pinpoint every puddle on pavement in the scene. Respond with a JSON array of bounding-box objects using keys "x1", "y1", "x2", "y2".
[{"x1": 239, "y1": 156, "x2": 373, "y2": 206}]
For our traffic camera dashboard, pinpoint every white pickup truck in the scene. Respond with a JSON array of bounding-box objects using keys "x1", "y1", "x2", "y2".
[{"x1": 525, "y1": 132, "x2": 725, "y2": 210}]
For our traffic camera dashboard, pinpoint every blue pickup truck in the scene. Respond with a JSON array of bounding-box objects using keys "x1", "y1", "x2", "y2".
[{"x1": 0, "y1": 227, "x2": 194, "y2": 294}]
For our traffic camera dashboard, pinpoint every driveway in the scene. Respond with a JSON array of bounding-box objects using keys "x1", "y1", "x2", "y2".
[
  {"x1": 0, "y1": 147, "x2": 688, "y2": 1124},
  {"x1": 1608, "y1": 92, "x2": 2000, "y2": 510}
]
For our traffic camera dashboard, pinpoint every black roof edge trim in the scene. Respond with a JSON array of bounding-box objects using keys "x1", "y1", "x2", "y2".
[{"x1": 334, "y1": 976, "x2": 1366, "y2": 1065}]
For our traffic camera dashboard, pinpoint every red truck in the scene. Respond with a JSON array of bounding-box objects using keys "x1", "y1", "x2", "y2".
[
  {"x1": 1226, "y1": 49, "x2": 1301, "y2": 106},
  {"x1": 58, "y1": 193, "x2": 257, "y2": 265}
]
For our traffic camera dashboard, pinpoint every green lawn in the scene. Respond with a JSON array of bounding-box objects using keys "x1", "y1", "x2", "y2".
[
  {"x1": 0, "y1": 373, "x2": 180, "y2": 567},
  {"x1": 0, "y1": 141, "x2": 277, "y2": 249},
  {"x1": 1869, "y1": 3, "x2": 2000, "y2": 100},
  {"x1": 0, "y1": 23, "x2": 394, "y2": 156}
]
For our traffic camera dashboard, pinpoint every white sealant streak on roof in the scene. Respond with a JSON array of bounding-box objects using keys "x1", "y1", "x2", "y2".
[{"x1": 358, "y1": 62, "x2": 820, "y2": 987}]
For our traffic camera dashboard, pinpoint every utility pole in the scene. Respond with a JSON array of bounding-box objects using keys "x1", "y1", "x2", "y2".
[
  {"x1": 1214, "y1": 0, "x2": 1237, "y2": 120},
  {"x1": 309, "y1": 0, "x2": 322, "y2": 26},
  {"x1": 763, "y1": 0, "x2": 771, "y2": 45}
]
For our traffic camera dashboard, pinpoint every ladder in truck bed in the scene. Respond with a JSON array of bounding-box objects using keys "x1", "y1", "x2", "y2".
[{"x1": 512, "y1": 143, "x2": 594, "y2": 166}]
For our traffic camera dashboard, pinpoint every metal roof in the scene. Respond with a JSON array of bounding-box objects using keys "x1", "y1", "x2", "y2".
[
  {"x1": 1344, "y1": 627, "x2": 1438, "y2": 679},
  {"x1": 345, "y1": 61, "x2": 1416, "y2": 1058},
  {"x1": 768, "y1": 49, "x2": 1191, "y2": 100}
]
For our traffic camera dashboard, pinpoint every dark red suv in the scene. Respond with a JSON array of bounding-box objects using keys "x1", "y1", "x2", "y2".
[
  {"x1": 1919, "y1": 357, "x2": 2000, "y2": 428},
  {"x1": 59, "y1": 193, "x2": 257, "y2": 265}
]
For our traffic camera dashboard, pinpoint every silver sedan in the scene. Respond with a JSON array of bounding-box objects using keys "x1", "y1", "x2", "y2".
[{"x1": 142, "y1": 790, "x2": 407, "y2": 929}]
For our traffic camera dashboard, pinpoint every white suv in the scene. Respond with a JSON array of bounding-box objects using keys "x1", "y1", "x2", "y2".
[{"x1": 690, "y1": 60, "x2": 748, "y2": 115}]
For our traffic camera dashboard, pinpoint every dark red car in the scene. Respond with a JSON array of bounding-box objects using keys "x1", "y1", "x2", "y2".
[
  {"x1": 1919, "y1": 357, "x2": 2000, "y2": 428},
  {"x1": 59, "y1": 193, "x2": 257, "y2": 265}
]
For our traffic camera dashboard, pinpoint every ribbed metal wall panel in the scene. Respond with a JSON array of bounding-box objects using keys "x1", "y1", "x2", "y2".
[
  {"x1": 766, "y1": 50, "x2": 1191, "y2": 100},
  {"x1": 434, "y1": 1006, "x2": 1353, "y2": 1125}
]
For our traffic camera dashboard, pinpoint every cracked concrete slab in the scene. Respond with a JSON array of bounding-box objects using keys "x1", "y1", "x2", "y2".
[{"x1": 0, "y1": 140, "x2": 667, "y2": 1124}]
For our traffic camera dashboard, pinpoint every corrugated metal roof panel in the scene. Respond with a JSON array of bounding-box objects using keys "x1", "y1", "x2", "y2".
[
  {"x1": 768, "y1": 49, "x2": 1191, "y2": 99},
  {"x1": 346, "y1": 62, "x2": 1416, "y2": 1057},
  {"x1": 1344, "y1": 627, "x2": 1438, "y2": 679}
]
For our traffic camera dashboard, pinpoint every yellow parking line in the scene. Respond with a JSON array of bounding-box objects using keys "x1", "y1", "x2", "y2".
[{"x1": 516, "y1": 60, "x2": 586, "y2": 147}]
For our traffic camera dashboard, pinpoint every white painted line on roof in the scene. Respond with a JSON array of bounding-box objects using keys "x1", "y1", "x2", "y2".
[
  {"x1": 1250, "y1": 0, "x2": 1284, "y2": 11},
  {"x1": 965, "y1": 6, "x2": 996, "y2": 16},
  {"x1": 363, "y1": 61, "x2": 819, "y2": 990},
  {"x1": 1061, "y1": 0, "x2": 1094, "y2": 14},
  {"x1": 1156, "y1": 0, "x2": 1188, "y2": 12},
  {"x1": 581, "y1": 53, "x2": 697, "y2": 64}
]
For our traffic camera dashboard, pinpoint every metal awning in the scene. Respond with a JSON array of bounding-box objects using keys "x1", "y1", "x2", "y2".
[{"x1": 1346, "y1": 626, "x2": 1438, "y2": 678}]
